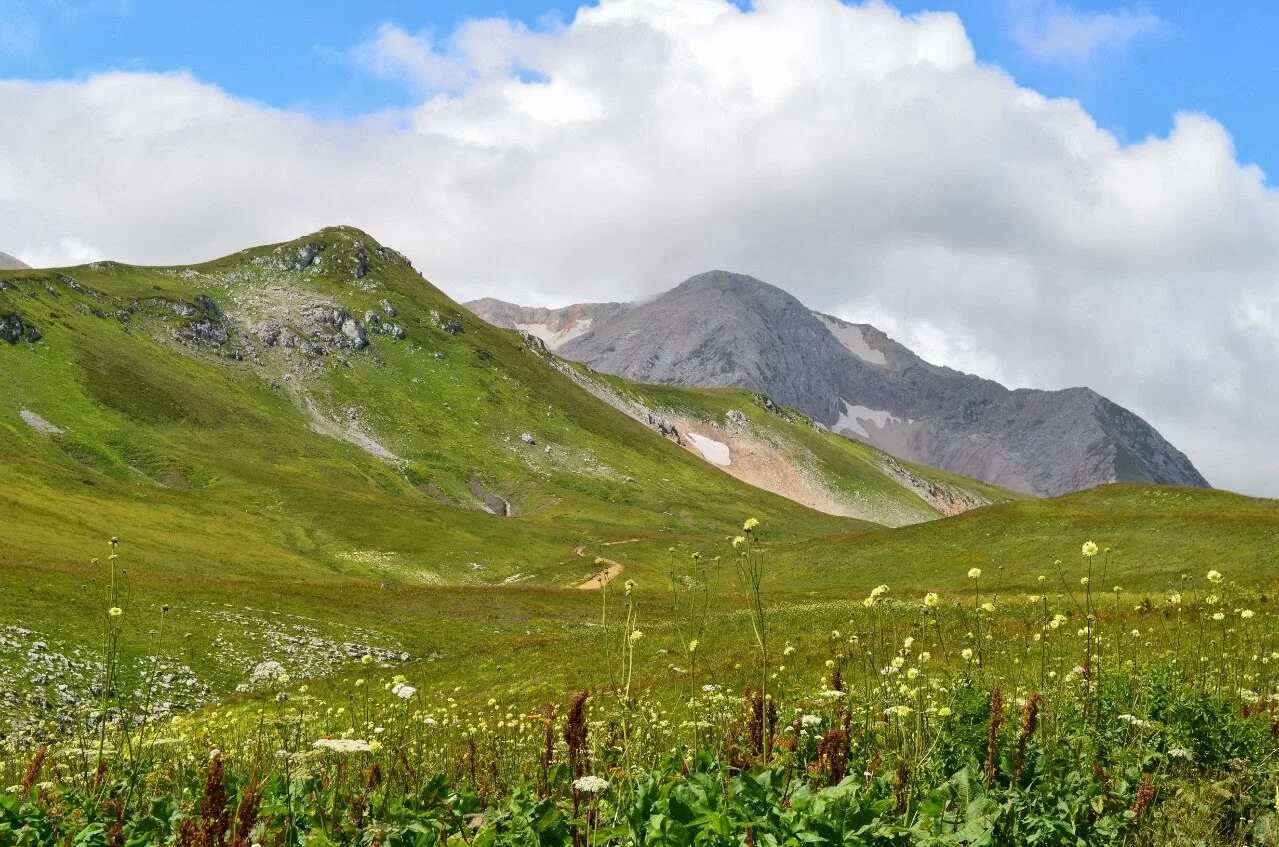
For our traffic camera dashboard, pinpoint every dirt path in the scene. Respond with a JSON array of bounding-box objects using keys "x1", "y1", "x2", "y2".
[{"x1": 572, "y1": 544, "x2": 625, "y2": 589}]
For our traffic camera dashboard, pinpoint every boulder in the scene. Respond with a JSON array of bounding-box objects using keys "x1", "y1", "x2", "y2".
[
  {"x1": 353, "y1": 242, "x2": 369, "y2": 278},
  {"x1": 292, "y1": 243, "x2": 323, "y2": 270},
  {"x1": 339, "y1": 317, "x2": 369, "y2": 350},
  {"x1": 0, "y1": 314, "x2": 24, "y2": 343}
]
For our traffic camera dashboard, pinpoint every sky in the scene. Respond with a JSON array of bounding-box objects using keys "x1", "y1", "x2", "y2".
[{"x1": 2, "y1": 0, "x2": 1277, "y2": 496}]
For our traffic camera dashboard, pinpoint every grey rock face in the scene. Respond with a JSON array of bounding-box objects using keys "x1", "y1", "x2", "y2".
[
  {"x1": 1, "y1": 314, "x2": 26, "y2": 343},
  {"x1": 467, "y1": 271, "x2": 1208, "y2": 497},
  {"x1": 0, "y1": 251, "x2": 30, "y2": 271},
  {"x1": 176, "y1": 319, "x2": 229, "y2": 347}
]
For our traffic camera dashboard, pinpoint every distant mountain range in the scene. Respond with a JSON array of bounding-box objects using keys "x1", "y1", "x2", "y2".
[
  {"x1": 0, "y1": 252, "x2": 29, "y2": 271},
  {"x1": 468, "y1": 270, "x2": 1208, "y2": 497}
]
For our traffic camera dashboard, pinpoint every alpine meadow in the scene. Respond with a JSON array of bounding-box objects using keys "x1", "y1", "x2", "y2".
[{"x1": 3, "y1": 2, "x2": 1279, "y2": 846}]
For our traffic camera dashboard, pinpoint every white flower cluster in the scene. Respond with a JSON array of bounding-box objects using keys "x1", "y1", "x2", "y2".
[
  {"x1": 573, "y1": 775, "x2": 609, "y2": 794},
  {"x1": 313, "y1": 738, "x2": 373, "y2": 754}
]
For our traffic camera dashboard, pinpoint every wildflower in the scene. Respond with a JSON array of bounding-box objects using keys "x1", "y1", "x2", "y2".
[
  {"x1": 1082, "y1": 541, "x2": 1099, "y2": 557},
  {"x1": 574, "y1": 775, "x2": 610, "y2": 794},
  {"x1": 688, "y1": 639, "x2": 698, "y2": 652},
  {"x1": 821, "y1": 690, "x2": 846, "y2": 699},
  {"x1": 743, "y1": 517, "x2": 760, "y2": 532},
  {"x1": 624, "y1": 579, "x2": 636, "y2": 595},
  {"x1": 312, "y1": 738, "x2": 373, "y2": 754},
  {"x1": 1168, "y1": 592, "x2": 1182, "y2": 606},
  {"x1": 1207, "y1": 569, "x2": 1224, "y2": 583},
  {"x1": 981, "y1": 602, "x2": 995, "y2": 613},
  {"x1": 1241, "y1": 609, "x2": 1256, "y2": 619},
  {"x1": 368, "y1": 740, "x2": 383, "y2": 752},
  {"x1": 961, "y1": 648, "x2": 974, "y2": 661},
  {"x1": 361, "y1": 654, "x2": 374, "y2": 665},
  {"x1": 1080, "y1": 576, "x2": 1089, "y2": 586},
  {"x1": 629, "y1": 630, "x2": 644, "y2": 643},
  {"x1": 924, "y1": 592, "x2": 940, "y2": 607},
  {"x1": 1213, "y1": 612, "x2": 1225, "y2": 621},
  {"x1": 801, "y1": 714, "x2": 822, "y2": 727},
  {"x1": 731, "y1": 536, "x2": 746, "y2": 548},
  {"x1": 968, "y1": 568, "x2": 982, "y2": 579},
  {"x1": 937, "y1": 706, "x2": 952, "y2": 717},
  {"x1": 392, "y1": 683, "x2": 417, "y2": 699},
  {"x1": 783, "y1": 644, "x2": 796, "y2": 656}
]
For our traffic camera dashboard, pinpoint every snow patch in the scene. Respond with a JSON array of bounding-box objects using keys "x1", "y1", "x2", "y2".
[
  {"x1": 514, "y1": 318, "x2": 592, "y2": 350},
  {"x1": 834, "y1": 402, "x2": 901, "y2": 438},
  {"x1": 20, "y1": 409, "x2": 62, "y2": 435},
  {"x1": 818, "y1": 315, "x2": 887, "y2": 365},
  {"x1": 687, "y1": 432, "x2": 731, "y2": 466}
]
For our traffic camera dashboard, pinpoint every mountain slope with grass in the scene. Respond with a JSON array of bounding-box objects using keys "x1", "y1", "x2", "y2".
[
  {"x1": 2, "y1": 225, "x2": 884, "y2": 730},
  {"x1": 772, "y1": 483, "x2": 1279, "y2": 598},
  {"x1": 533, "y1": 354, "x2": 1021, "y2": 527}
]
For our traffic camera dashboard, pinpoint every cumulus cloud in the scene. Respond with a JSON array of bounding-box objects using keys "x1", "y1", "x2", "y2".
[
  {"x1": 1010, "y1": 1, "x2": 1166, "y2": 64},
  {"x1": 0, "y1": 0, "x2": 1276, "y2": 495}
]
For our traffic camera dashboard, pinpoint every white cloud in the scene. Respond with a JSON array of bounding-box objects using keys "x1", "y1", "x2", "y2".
[
  {"x1": 0, "y1": 0, "x2": 1276, "y2": 495},
  {"x1": 18, "y1": 236, "x2": 103, "y2": 268},
  {"x1": 1010, "y1": 1, "x2": 1165, "y2": 64}
]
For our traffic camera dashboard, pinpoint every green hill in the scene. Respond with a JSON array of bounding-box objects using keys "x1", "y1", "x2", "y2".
[
  {"x1": 1, "y1": 226, "x2": 893, "y2": 724},
  {"x1": 772, "y1": 483, "x2": 1279, "y2": 597}
]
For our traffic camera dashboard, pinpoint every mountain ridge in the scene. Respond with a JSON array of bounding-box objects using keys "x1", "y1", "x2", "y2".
[
  {"x1": 466, "y1": 270, "x2": 1208, "y2": 497},
  {"x1": 0, "y1": 251, "x2": 30, "y2": 271}
]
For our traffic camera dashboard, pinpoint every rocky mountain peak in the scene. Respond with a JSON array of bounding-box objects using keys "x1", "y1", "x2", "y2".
[
  {"x1": 0, "y1": 251, "x2": 31, "y2": 271},
  {"x1": 468, "y1": 270, "x2": 1209, "y2": 497}
]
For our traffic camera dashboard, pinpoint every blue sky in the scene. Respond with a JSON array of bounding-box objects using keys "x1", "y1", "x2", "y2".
[{"x1": 1, "y1": 0, "x2": 1275, "y2": 178}]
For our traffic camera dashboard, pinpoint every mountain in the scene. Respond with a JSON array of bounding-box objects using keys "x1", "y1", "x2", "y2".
[
  {"x1": 466, "y1": 270, "x2": 1208, "y2": 497},
  {"x1": 0, "y1": 251, "x2": 30, "y2": 271}
]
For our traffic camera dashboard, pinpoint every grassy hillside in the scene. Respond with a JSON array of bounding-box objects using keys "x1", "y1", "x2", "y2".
[
  {"x1": 772, "y1": 483, "x2": 1279, "y2": 597},
  {"x1": 572, "y1": 374, "x2": 1023, "y2": 526},
  {"x1": 1, "y1": 226, "x2": 877, "y2": 719}
]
